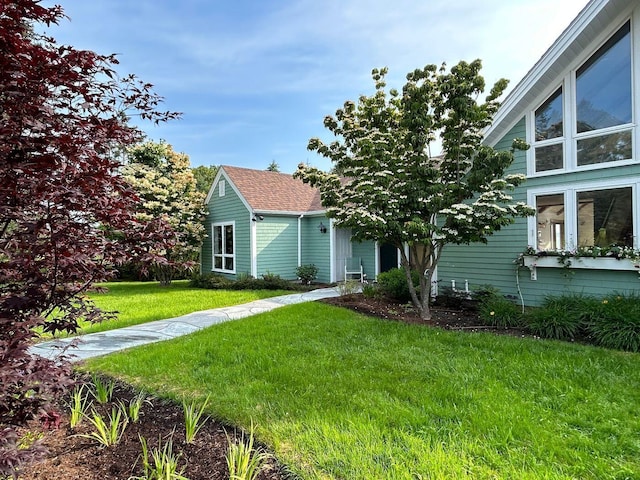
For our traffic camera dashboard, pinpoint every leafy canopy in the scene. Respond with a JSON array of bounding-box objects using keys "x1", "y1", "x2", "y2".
[
  {"x1": 124, "y1": 141, "x2": 207, "y2": 285},
  {"x1": 296, "y1": 61, "x2": 533, "y2": 320},
  {"x1": 0, "y1": 1, "x2": 177, "y2": 474}
]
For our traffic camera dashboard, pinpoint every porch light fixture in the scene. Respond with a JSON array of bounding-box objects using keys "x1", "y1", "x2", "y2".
[
  {"x1": 318, "y1": 222, "x2": 327, "y2": 234},
  {"x1": 252, "y1": 214, "x2": 264, "y2": 222}
]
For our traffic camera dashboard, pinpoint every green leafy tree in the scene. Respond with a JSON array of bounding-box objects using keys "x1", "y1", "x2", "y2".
[
  {"x1": 192, "y1": 164, "x2": 218, "y2": 194},
  {"x1": 266, "y1": 160, "x2": 280, "y2": 172},
  {"x1": 124, "y1": 141, "x2": 207, "y2": 285},
  {"x1": 296, "y1": 61, "x2": 534, "y2": 320}
]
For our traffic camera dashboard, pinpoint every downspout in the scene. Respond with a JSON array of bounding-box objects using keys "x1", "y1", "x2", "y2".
[
  {"x1": 374, "y1": 241, "x2": 379, "y2": 281},
  {"x1": 250, "y1": 212, "x2": 257, "y2": 277},
  {"x1": 329, "y1": 218, "x2": 335, "y2": 282},
  {"x1": 297, "y1": 214, "x2": 304, "y2": 267}
]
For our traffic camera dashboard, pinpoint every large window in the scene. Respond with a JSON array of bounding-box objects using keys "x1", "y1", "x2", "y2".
[
  {"x1": 531, "y1": 21, "x2": 633, "y2": 174},
  {"x1": 577, "y1": 188, "x2": 633, "y2": 247},
  {"x1": 532, "y1": 184, "x2": 635, "y2": 251},
  {"x1": 212, "y1": 222, "x2": 235, "y2": 272}
]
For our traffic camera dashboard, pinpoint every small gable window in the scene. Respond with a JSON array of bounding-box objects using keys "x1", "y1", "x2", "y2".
[
  {"x1": 212, "y1": 222, "x2": 235, "y2": 273},
  {"x1": 219, "y1": 180, "x2": 226, "y2": 197}
]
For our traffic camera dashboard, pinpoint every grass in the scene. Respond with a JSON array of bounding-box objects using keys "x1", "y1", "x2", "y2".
[
  {"x1": 66, "y1": 280, "x2": 292, "y2": 335},
  {"x1": 86, "y1": 302, "x2": 640, "y2": 479}
]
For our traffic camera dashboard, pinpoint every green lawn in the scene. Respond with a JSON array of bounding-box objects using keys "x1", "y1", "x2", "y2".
[
  {"x1": 86, "y1": 302, "x2": 640, "y2": 479},
  {"x1": 74, "y1": 280, "x2": 292, "y2": 335}
]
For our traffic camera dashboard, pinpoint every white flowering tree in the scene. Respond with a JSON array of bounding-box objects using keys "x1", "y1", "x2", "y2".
[
  {"x1": 296, "y1": 61, "x2": 534, "y2": 320},
  {"x1": 124, "y1": 140, "x2": 207, "y2": 285}
]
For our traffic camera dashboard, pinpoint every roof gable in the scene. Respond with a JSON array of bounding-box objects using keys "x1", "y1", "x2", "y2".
[
  {"x1": 485, "y1": 0, "x2": 634, "y2": 146},
  {"x1": 216, "y1": 165, "x2": 325, "y2": 213}
]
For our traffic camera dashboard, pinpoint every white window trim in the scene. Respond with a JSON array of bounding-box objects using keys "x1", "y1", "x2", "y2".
[
  {"x1": 527, "y1": 178, "x2": 639, "y2": 251},
  {"x1": 212, "y1": 221, "x2": 236, "y2": 274},
  {"x1": 527, "y1": 17, "x2": 637, "y2": 177}
]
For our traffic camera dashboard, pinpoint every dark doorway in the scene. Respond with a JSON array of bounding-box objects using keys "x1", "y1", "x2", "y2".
[{"x1": 379, "y1": 243, "x2": 398, "y2": 273}]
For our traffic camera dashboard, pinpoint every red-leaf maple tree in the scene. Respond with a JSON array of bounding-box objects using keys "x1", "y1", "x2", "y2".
[{"x1": 0, "y1": 1, "x2": 179, "y2": 475}]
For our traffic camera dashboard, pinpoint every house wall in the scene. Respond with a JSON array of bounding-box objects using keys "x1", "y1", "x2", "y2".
[
  {"x1": 255, "y1": 215, "x2": 299, "y2": 280},
  {"x1": 301, "y1": 215, "x2": 331, "y2": 283},
  {"x1": 351, "y1": 240, "x2": 376, "y2": 281},
  {"x1": 438, "y1": 119, "x2": 640, "y2": 306},
  {"x1": 201, "y1": 178, "x2": 251, "y2": 279},
  {"x1": 437, "y1": 120, "x2": 531, "y2": 301}
]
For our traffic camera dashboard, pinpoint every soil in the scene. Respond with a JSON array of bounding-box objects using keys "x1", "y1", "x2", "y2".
[{"x1": 18, "y1": 293, "x2": 529, "y2": 480}]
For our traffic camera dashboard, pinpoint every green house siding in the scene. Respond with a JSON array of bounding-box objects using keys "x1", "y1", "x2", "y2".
[
  {"x1": 256, "y1": 216, "x2": 299, "y2": 279},
  {"x1": 301, "y1": 215, "x2": 331, "y2": 283},
  {"x1": 201, "y1": 179, "x2": 251, "y2": 279},
  {"x1": 351, "y1": 240, "x2": 376, "y2": 281},
  {"x1": 437, "y1": 117, "x2": 640, "y2": 306},
  {"x1": 438, "y1": 119, "x2": 528, "y2": 300}
]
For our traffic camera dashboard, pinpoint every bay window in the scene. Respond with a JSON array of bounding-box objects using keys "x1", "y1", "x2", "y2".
[{"x1": 212, "y1": 222, "x2": 235, "y2": 273}]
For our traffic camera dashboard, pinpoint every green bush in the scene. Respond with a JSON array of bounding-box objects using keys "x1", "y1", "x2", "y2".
[
  {"x1": 587, "y1": 292, "x2": 640, "y2": 352},
  {"x1": 436, "y1": 285, "x2": 472, "y2": 309},
  {"x1": 376, "y1": 268, "x2": 420, "y2": 303},
  {"x1": 189, "y1": 273, "x2": 232, "y2": 289},
  {"x1": 361, "y1": 282, "x2": 380, "y2": 298},
  {"x1": 295, "y1": 264, "x2": 318, "y2": 285},
  {"x1": 524, "y1": 294, "x2": 596, "y2": 340},
  {"x1": 260, "y1": 273, "x2": 294, "y2": 290},
  {"x1": 231, "y1": 273, "x2": 294, "y2": 291},
  {"x1": 478, "y1": 295, "x2": 522, "y2": 328}
]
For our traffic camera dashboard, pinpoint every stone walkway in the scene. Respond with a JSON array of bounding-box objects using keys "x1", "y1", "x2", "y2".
[{"x1": 30, "y1": 287, "x2": 341, "y2": 362}]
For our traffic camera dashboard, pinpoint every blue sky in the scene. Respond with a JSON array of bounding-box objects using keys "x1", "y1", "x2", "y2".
[{"x1": 44, "y1": 0, "x2": 589, "y2": 173}]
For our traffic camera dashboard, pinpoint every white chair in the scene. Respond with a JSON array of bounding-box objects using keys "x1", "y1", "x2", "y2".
[{"x1": 344, "y1": 257, "x2": 364, "y2": 282}]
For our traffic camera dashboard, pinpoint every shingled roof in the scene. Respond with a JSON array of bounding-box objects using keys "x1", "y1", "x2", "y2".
[{"x1": 221, "y1": 165, "x2": 325, "y2": 213}]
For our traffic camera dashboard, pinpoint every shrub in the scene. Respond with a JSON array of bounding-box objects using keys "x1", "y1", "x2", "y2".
[
  {"x1": 479, "y1": 295, "x2": 522, "y2": 328},
  {"x1": 524, "y1": 294, "x2": 596, "y2": 340},
  {"x1": 587, "y1": 293, "x2": 640, "y2": 352},
  {"x1": 189, "y1": 273, "x2": 232, "y2": 289},
  {"x1": 376, "y1": 268, "x2": 420, "y2": 302},
  {"x1": 361, "y1": 282, "x2": 380, "y2": 298},
  {"x1": 231, "y1": 273, "x2": 293, "y2": 291},
  {"x1": 259, "y1": 273, "x2": 294, "y2": 290},
  {"x1": 337, "y1": 280, "x2": 360, "y2": 296},
  {"x1": 295, "y1": 264, "x2": 319, "y2": 285}
]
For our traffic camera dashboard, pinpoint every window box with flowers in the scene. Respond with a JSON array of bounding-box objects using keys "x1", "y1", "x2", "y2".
[{"x1": 518, "y1": 246, "x2": 640, "y2": 280}]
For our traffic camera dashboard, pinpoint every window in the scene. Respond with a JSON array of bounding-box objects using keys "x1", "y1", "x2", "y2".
[
  {"x1": 212, "y1": 222, "x2": 235, "y2": 272},
  {"x1": 577, "y1": 188, "x2": 633, "y2": 247},
  {"x1": 531, "y1": 183, "x2": 636, "y2": 251},
  {"x1": 534, "y1": 87, "x2": 564, "y2": 172},
  {"x1": 536, "y1": 194, "x2": 565, "y2": 250},
  {"x1": 531, "y1": 21, "x2": 633, "y2": 174}
]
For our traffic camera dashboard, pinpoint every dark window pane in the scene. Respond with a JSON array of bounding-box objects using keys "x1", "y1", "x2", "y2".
[
  {"x1": 213, "y1": 226, "x2": 222, "y2": 254},
  {"x1": 577, "y1": 130, "x2": 632, "y2": 166},
  {"x1": 577, "y1": 187, "x2": 633, "y2": 247},
  {"x1": 214, "y1": 256, "x2": 222, "y2": 269},
  {"x1": 535, "y1": 144, "x2": 563, "y2": 172},
  {"x1": 536, "y1": 194, "x2": 565, "y2": 250},
  {"x1": 225, "y1": 225, "x2": 234, "y2": 254},
  {"x1": 576, "y1": 22, "x2": 631, "y2": 133},
  {"x1": 535, "y1": 87, "x2": 563, "y2": 141},
  {"x1": 224, "y1": 257, "x2": 234, "y2": 271}
]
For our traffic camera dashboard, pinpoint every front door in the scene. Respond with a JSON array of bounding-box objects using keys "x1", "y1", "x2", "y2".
[
  {"x1": 334, "y1": 228, "x2": 352, "y2": 281},
  {"x1": 379, "y1": 243, "x2": 398, "y2": 273}
]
